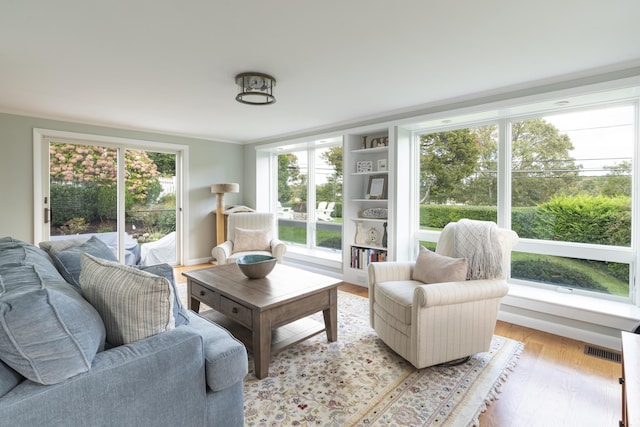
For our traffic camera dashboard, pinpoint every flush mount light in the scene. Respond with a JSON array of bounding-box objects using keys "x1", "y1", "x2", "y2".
[{"x1": 235, "y1": 72, "x2": 276, "y2": 105}]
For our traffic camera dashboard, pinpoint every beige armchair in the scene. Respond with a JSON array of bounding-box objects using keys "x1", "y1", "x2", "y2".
[
  {"x1": 368, "y1": 220, "x2": 518, "y2": 368},
  {"x1": 211, "y1": 212, "x2": 287, "y2": 265}
]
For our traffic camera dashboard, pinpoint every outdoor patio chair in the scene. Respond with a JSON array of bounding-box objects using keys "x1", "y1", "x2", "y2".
[{"x1": 316, "y1": 201, "x2": 335, "y2": 221}]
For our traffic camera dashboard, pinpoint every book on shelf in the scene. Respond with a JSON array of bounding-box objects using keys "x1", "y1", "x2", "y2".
[{"x1": 350, "y1": 246, "x2": 387, "y2": 270}]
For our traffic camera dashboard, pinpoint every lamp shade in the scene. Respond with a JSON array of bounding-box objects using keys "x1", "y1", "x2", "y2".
[{"x1": 211, "y1": 183, "x2": 239, "y2": 194}]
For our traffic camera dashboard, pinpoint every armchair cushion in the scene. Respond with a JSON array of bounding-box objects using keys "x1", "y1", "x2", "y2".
[
  {"x1": 374, "y1": 280, "x2": 418, "y2": 325},
  {"x1": 232, "y1": 227, "x2": 272, "y2": 253},
  {"x1": 411, "y1": 246, "x2": 467, "y2": 284}
]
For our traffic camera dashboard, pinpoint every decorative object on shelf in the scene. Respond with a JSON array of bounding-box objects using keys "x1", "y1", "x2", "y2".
[
  {"x1": 382, "y1": 222, "x2": 388, "y2": 247},
  {"x1": 368, "y1": 226, "x2": 379, "y2": 244},
  {"x1": 358, "y1": 207, "x2": 388, "y2": 219},
  {"x1": 369, "y1": 136, "x2": 388, "y2": 148},
  {"x1": 367, "y1": 175, "x2": 387, "y2": 199},
  {"x1": 236, "y1": 254, "x2": 276, "y2": 279},
  {"x1": 235, "y1": 72, "x2": 276, "y2": 105},
  {"x1": 356, "y1": 160, "x2": 373, "y2": 173},
  {"x1": 355, "y1": 222, "x2": 367, "y2": 245},
  {"x1": 361, "y1": 136, "x2": 367, "y2": 149},
  {"x1": 211, "y1": 183, "x2": 240, "y2": 245},
  {"x1": 377, "y1": 159, "x2": 387, "y2": 171}
]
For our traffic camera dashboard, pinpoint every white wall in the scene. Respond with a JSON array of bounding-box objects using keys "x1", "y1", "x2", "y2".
[{"x1": 0, "y1": 112, "x2": 245, "y2": 264}]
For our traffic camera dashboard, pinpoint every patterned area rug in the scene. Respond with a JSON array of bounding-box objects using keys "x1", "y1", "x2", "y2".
[{"x1": 201, "y1": 291, "x2": 523, "y2": 427}]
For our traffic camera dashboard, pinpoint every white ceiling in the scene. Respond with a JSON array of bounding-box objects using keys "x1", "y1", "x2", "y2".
[{"x1": 1, "y1": 1, "x2": 639, "y2": 144}]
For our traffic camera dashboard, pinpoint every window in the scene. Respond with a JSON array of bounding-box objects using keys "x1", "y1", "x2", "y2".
[
  {"x1": 418, "y1": 125, "x2": 498, "y2": 228},
  {"x1": 414, "y1": 99, "x2": 637, "y2": 302},
  {"x1": 510, "y1": 106, "x2": 634, "y2": 298},
  {"x1": 35, "y1": 129, "x2": 185, "y2": 266},
  {"x1": 277, "y1": 149, "x2": 308, "y2": 245},
  {"x1": 275, "y1": 138, "x2": 343, "y2": 255}
]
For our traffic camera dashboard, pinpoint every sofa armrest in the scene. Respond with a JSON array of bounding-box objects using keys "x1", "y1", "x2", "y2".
[
  {"x1": 413, "y1": 279, "x2": 509, "y2": 308},
  {"x1": 183, "y1": 311, "x2": 248, "y2": 391},
  {"x1": 270, "y1": 238, "x2": 287, "y2": 263},
  {"x1": 0, "y1": 328, "x2": 208, "y2": 427},
  {"x1": 212, "y1": 241, "x2": 233, "y2": 265},
  {"x1": 368, "y1": 262, "x2": 415, "y2": 287}
]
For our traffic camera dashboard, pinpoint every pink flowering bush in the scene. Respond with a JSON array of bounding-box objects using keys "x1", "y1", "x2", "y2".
[{"x1": 49, "y1": 143, "x2": 160, "y2": 205}]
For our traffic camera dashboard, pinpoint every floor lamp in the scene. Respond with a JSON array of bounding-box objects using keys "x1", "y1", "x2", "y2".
[{"x1": 211, "y1": 183, "x2": 240, "y2": 245}]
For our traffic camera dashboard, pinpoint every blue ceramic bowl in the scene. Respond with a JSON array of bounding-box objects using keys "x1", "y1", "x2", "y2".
[{"x1": 236, "y1": 255, "x2": 277, "y2": 279}]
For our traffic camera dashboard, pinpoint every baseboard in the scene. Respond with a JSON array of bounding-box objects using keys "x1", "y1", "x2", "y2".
[{"x1": 498, "y1": 310, "x2": 623, "y2": 350}]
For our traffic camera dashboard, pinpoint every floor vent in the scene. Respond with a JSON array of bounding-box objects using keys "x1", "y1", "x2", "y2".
[{"x1": 584, "y1": 345, "x2": 621, "y2": 363}]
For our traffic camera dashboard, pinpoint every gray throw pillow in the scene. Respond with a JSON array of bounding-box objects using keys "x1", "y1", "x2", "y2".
[
  {"x1": 0, "y1": 284, "x2": 105, "y2": 385},
  {"x1": 80, "y1": 254, "x2": 175, "y2": 346},
  {"x1": 412, "y1": 246, "x2": 468, "y2": 284},
  {"x1": 39, "y1": 237, "x2": 90, "y2": 258},
  {"x1": 136, "y1": 264, "x2": 189, "y2": 326},
  {"x1": 52, "y1": 236, "x2": 118, "y2": 289}
]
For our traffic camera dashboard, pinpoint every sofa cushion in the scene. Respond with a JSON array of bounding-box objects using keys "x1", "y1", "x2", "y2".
[
  {"x1": 52, "y1": 236, "x2": 118, "y2": 289},
  {"x1": 136, "y1": 264, "x2": 189, "y2": 327},
  {"x1": 232, "y1": 227, "x2": 271, "y2": 253},
  {"x1": 39, "y1": 237, "x2": 90, "y2": 258},
  {"x1": 0, "y1": 263, "x2": 67, "y2": 296},
  {"x1": 0, "y1": 237, "x2": 65, "y2": 284},
  {"x1": 412, "y1": 246, "x2": 467, "y2": 284},
  {"x1": 0, "y1": 360, "x2": 23, "y2": 398},
  {"x1": 80, "y1": 254, "x2": 175, "y2": 346},
  {"x1": 0, "y1": 283, "x2": 105, "y2": 385}
]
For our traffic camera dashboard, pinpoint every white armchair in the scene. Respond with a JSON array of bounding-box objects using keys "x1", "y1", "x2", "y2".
[
  {"x1": 211, "y1": 212, "x2": 287, "y2": 265},
  {"x1": 368, "y1": 220, "x2": 518, "y2": 368}
]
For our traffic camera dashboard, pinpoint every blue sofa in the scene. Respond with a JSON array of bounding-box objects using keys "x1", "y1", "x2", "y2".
[{"x1": 0, "y1": 237, "x2": 248, "y2": 427}]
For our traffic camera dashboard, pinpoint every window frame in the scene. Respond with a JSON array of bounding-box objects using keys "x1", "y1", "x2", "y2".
[
  {"x1": 267, "y1": 137, "x2": 344, "y2": 259},
  {"x1": 411, "y1": 98, "x2": 639, "y2": 304},
  {"x1": 33, "y1": 128, "x2": 188, "y2": 266}
]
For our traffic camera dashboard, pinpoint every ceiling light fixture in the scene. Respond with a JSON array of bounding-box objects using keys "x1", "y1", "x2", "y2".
[{"x1": 235, "y1": 72, "x2": 276, "y2": 105}]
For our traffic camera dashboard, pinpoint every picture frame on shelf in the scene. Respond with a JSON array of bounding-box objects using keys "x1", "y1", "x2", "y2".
[
  {"x1": 367, "y1": 175, "x2": 387, "y2": 199},
  {"x1": 356, "y1": 160, "x2": 373, "y2": 173},
  {"x1": 377, "y1": 159, "x2": 387, "y2": 171}
]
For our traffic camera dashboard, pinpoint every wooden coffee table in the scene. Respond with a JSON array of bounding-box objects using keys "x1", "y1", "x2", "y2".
[{"x1": 183, "y1": 263, "x2": 341, "y2": 379}]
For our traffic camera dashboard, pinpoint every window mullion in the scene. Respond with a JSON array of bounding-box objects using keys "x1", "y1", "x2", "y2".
[{"x1": 497, "y1": 118, "x2": 511, "y2": 229}]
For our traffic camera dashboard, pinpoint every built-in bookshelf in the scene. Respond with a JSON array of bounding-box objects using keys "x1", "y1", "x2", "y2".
[{"x1": 343, "y1": 129, "x2": 393, "y2": 285}]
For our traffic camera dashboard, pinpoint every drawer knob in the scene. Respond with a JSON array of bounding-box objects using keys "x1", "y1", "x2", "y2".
[
  {"x1": 199, "y1": 290, "x2": 205, "y2": 296},
  {"x1": 232, "y1": 307, "x2": 239, "y2": 314}
]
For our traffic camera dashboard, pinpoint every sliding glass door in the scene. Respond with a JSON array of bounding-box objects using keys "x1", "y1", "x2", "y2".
[{"x1": 36, "y1": 131, "x2": 183, "y2": 266}]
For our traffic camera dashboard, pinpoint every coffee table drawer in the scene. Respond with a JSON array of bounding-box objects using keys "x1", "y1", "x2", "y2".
[
  {"x1": 220, "y1": 296, "x2": 252, "y2": 328},
  {"x1": 191, "y1": 282, "x2": 220, "y2": 309}
]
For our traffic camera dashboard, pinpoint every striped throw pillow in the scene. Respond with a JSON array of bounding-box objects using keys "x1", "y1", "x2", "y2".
[{"x1": 79, "y1": 253, "x2": 175, "y2": 346}]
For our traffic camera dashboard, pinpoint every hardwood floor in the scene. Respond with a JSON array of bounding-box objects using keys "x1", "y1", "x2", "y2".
[{"x1": 175, "y1": 267, "x2": 623, "y2": 426}]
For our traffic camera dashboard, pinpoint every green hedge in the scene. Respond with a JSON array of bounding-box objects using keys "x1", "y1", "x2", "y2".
[
  {"x1": 512, "y1": 258, "x2": 610, "y2": 293},
  {"x1": 419, "y1": 205, "x2": 496, "y2": 229},
  {"x1": 51, "y1": 183, "x2": 99, "y2": 226},
  {"x1": 420, "y1": 196, "x2": 631, "y2": 290},
  {"x1": 420, "y1": 195, "x2": 631, "y2": 247}
]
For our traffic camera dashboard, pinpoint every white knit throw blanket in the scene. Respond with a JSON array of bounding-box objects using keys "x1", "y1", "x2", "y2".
[{"x1": 453, "y1": 219, "x2": 503, "y2": 280}]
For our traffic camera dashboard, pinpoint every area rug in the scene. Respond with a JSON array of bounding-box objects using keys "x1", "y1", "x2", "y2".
[{"x1": 201, "y1": 291, "x2": 523, "y2": 427}]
